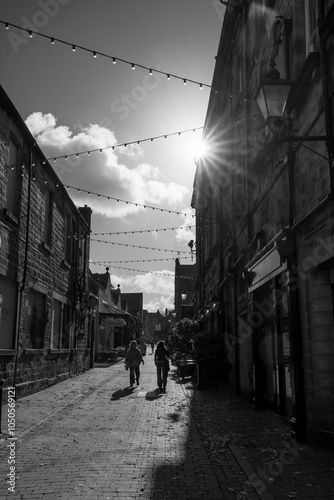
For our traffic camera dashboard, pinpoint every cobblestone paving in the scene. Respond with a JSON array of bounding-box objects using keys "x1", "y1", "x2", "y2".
[{"x1": 1, "y1": 354, "x2": 334, "y2": 499}]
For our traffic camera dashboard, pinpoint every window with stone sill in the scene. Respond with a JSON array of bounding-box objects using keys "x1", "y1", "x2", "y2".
[
  {"x1": 0, "y1": 277, "x2": 17, "y2": 349},
  {"x1": 26, "y1": 288, "x2": 47, "y2": 349},
  {"x1": 51, "y1": 299, "x2": 71, "y2": 349}
]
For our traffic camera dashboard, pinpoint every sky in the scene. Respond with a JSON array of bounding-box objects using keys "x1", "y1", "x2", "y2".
[{"x1": 0, "y1": 0, "x2": 225, "y2": 312}]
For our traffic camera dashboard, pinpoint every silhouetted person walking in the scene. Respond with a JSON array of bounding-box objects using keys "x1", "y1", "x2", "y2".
[
  {"x1": 154, "y1": 341, "x2": 170, "y2": 393},
  {"x1": 125, "y1": 340, "x2": 144, "y2": 387}
]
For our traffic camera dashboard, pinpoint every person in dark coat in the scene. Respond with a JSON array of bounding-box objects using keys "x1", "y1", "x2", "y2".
[
  {"x1": 154, "y1": 340, "x2": 170, "y2": 393},
  {"x1": 125, "y1": 340, "x2": 144, "y2": 387}
]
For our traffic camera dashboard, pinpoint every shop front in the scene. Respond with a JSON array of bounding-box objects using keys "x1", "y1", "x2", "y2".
[{"x1": 248, "y1": 245, "x2": 293, "y2": 421}]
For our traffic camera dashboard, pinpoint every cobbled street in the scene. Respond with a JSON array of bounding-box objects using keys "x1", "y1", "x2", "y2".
[{"x1": 1, "y1": 352, "x2": 334, "y2": 500}]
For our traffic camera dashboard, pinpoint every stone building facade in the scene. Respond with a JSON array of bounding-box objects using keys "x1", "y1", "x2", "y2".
[
  {"x1": 192, "y1": 1, "x2": 334, "y2": 445},
  {"x1": 0, "y1": 84, "x2": 92, "y2": 398}
]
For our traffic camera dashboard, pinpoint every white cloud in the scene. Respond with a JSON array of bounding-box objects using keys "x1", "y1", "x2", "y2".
[
  {"x1": 25, "y1": 112, "x2": 190, "y2": 219},
  {"x1": 25, "y1": 112, "x2": 57, "y2": 136},
  {"x1": 108, "y1": 271, "x2": 175, "y2": 312},
  {"x1": 144, "y1": 295, "x2": 174, "y2": 313}
]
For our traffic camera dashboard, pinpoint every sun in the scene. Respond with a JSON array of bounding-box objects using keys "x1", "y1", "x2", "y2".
[
  {"x1": 185, "y1": 136, "x2": 209, "y2": 163},
  {"x1": 193, "y1": 139, "x2": 208, "y2": 160}
]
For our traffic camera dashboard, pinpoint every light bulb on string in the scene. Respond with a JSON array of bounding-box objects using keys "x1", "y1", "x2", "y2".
[
  {"x1": 131, "y1": 64, "x2": 135, "y2": 70},
  {"x1": 72, "y1": 45, "x2": 76, "y2": 52},
  {"x1": 112, "y1": 58, "x2": 116, "y2": 64},
  {"x1": 93, "y1": 52, "x2": 97, "y2": 58}
]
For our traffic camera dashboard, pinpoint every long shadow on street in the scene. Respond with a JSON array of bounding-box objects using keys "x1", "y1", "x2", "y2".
[{"x1": 150, "y1": 369, "x2": 334, "y2": 500}]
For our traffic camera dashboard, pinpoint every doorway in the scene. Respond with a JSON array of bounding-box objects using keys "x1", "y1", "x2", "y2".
[{"x1": 253, "y1": 275, "x2": 293, "y2": 418}]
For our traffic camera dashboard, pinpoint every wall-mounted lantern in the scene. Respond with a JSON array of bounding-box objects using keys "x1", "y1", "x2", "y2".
[{"x1": 255, "y1": 62, "x2": 293, "y2": 121}]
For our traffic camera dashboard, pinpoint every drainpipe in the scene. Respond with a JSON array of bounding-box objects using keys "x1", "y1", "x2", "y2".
[
  {"x1": 286, "y1": 146, "x2": 306, "y2": 441},
  {"x1": 13, "y1": 146, "x2": 33, "y2": 388}
]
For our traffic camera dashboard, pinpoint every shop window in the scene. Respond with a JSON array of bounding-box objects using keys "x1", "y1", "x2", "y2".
[
  {"x1": 26, "y1": 289, "x2": 47, "y2": 349},
  {"x1": 52, "y1": 299, "x2": 71, "y2": 349},
  {"x1": 0, "y1": 277, "x2": 17, "y2": 349}
]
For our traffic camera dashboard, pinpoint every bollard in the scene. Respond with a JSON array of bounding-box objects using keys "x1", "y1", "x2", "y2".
[{"x1": 0, "y1": 379, "x2": 4, "y2": 434}]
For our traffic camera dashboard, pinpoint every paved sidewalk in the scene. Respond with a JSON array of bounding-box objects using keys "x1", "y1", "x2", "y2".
[{"x1": 0, "y1": 352, "x2": 333, "y2": 499}]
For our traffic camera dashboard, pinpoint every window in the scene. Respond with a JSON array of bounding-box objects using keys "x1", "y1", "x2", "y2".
[
  {"x1": 26, "y1": 289, "x2": 47, "y2": 349},
  {"x1": 0, "y1": 277, "x2": 17, "y2": 349},
  {"x1": 64, "y1": 213, "x2": 71, "y2": 263},
  {"x1": 44, "y1": 189, "x2": 53, "y2": 247},
  {"x1": 6, "y1": 138, "x2": 19, "y2": 216},
  {"x1": 52, "y1": 299, "x2": 71, "y2": 349},
  {"x1": 64, "y1": 214, "x2": 77, "y2": 264},
  {"x1": 305, "y1": 0, "x2": 319, "y2": 54}
]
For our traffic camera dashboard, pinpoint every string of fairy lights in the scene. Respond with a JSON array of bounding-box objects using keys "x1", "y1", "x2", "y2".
[
  {"x1": 3, "y1": 163, "x2": 215, "y2": 222},
  {"x1": 0, "y1": 20, "x2": 247, "y2": 99},
  {"x1": 91, "y1": 225, "x2": 195, "y2": 236},
  {"x1": 4, "y1": 112, "x2": 262, "y2": 172},
  {"x1": 90, "y1": 238, "x2": 190, "y2": 253},
  {"x1": 4, "y1": 127, "x2": 204, "y2": 170},
  {"x1": 97, "y1": 265, "x2": 194, "y2": 279},
  {"x1": 64, "y1": 185, "x2": 202, "y2": 219},
  {"x1": 2, "y1": 163, "x2": 216, "y2": 222},
  {"x1": 91, "y1": 257, "x2": 192, "y2": 264}
]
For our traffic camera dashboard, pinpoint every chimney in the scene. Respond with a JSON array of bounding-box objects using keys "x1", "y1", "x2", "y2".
[{"x1": 79, "y1": 205, "x2": 92, "y2": 231}]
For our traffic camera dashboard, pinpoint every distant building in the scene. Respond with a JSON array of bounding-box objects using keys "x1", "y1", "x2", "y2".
[
  {"x1": 121, "y1": 292, "x2": 143, "y2": 341},
  {"x1": 143, "y1": 309, "x2": 174, "y2": 342},
  {"x1": 90, "y1": 271, "x2": 143, "y2": 359},
  {"x1": 90, "y1": 271, "x2": 128, "y2": 358}
]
